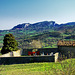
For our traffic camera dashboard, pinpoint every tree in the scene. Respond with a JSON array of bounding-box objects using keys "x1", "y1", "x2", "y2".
[
  {"x1": 1, "y1": 33, "x2": 18, "y2": 54},
  {"x1": 30, "y1": 40, "x2": 42, "y2": 48}
]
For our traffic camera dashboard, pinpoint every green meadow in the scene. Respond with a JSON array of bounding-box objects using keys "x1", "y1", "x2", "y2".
[{"x1": 0, "y1": 58, "x2": 75, "y2": 75}]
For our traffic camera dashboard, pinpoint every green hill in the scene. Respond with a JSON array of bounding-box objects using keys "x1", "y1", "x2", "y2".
[{"x1": 0, "y1": 21, "x2": 75, "y2": 49}]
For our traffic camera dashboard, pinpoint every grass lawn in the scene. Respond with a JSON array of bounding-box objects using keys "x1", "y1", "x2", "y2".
[{"x1": 0, "y1": 58, "x2": 75, "y2": 75}]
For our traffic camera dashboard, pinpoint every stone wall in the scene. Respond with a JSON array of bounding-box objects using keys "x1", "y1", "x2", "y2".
[
  {"x1": 0, "y1": 50, "x2": 21, "y2": 57},
  {"x1": 0, "y1": 52, "x2": 13, "y2": 57},
  {"x1": 54, "y1": 52, "x2": 59, "y2": 62},
  {"x1": 58, "y1": 46, "x2": 75, "y2": 58},
  {"x1": 0, "y1": 49, "x2": 60, "y2": 64},
  {"x1": 0, "y1": 56, "x2": 54, "y2": 65},
  {"x1": 13, "y1": 50, "x2": 21, "y2": 57}
]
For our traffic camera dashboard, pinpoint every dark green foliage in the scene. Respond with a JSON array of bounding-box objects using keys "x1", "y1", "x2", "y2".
[
  {"x1": 65, "y1": 35, "x2": 75, "y2": 39},
  {"x1": 1, "y1": 33, "x2": 18, "y2": 54},
  {"x1": 27, "y1": 31, "x2": 61, "y2": 40}
]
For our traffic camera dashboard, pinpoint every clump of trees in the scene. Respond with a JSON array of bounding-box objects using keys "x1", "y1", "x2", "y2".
[
  {"x1": 30, "y1": 40, "x2": 42, "y2": 48},
  {"x1": 1, "y1": 33, "x2": 18, "y2": 54}
]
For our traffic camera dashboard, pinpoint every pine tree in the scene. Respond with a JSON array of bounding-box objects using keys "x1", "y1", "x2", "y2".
[{"x1": 1, "y1": 33, "x2": 18, "y2": 54}]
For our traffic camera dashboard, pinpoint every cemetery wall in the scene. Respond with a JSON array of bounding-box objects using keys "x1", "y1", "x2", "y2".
[
  {"x1": 58, "y1": 46, "x2": 75, "y2": 58},
  {"x1": 0, "y1": 50, "x2": 21, "y2": 57},
  {"x1": 0, "y1": 56, "x2": 54, "y2": 65},
  {"x1": 21, "y1": 48, "x2": 58, "y2": 56}
]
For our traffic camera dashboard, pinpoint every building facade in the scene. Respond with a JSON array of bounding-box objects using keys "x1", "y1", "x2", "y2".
[{"x1": 57, "y1": 40, "x2": 75, "y2": 58}]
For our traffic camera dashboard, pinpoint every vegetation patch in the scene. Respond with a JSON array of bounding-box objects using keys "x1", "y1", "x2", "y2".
[{"x1": 0, "y1": 58, "x2": 75, "y2": 75}]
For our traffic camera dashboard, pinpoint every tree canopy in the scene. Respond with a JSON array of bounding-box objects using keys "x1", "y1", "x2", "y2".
[{"x1": 1, "y1": 33, "x2": 18, "y2": 54}]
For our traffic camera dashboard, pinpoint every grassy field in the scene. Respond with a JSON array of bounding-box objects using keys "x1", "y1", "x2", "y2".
[{"x1": 0, "y1": 58, "x2": 75, "y2": 75}]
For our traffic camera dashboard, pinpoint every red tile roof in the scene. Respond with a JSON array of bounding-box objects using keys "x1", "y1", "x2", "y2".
[{"x1": 57, "y1": 40, "x2": 75, "y2": 46}]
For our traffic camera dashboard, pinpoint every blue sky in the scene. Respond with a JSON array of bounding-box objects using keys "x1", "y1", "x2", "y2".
[{"x1": 0, "y1": 0, "x2": 75, "y2": 30}]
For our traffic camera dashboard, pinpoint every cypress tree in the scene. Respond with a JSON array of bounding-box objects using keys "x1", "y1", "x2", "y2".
[{"x1": 1, "y1": 33, "x2": 18, "y2": 54}]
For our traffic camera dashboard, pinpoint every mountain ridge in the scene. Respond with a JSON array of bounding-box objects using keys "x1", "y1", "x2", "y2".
[
  {"x1": 11, "y1": 21, "x2": 75, "y2": 31},
  {"x1": 0, "y1": 21, "x2": 75, "y2": 49},
  {"x1": 0, "y1": 21, "x2": 75, "y2": 31}
]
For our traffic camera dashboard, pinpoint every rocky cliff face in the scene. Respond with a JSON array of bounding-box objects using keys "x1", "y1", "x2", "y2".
[
  {"x1": 11, "y1": 21, "x2": 75, "y2": 32},
  {"x1": 11, "y1": 21, "x2": 59, "y2": 31},
  {"x1": 12, "y1": 23, "x2": 30, "y2": 30}
]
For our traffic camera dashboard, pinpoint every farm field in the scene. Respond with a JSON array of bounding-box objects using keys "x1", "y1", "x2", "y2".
[{"x1": 0, "y1": 58, "x2": 75, "y2": 75}]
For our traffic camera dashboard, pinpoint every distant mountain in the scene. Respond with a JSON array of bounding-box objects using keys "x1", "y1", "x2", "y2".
[
  {"x1": 11, "y1": 21, "x2": 75, "y2": 32},
  {"x1": 60, "y1": 22, "x2": 75, "y2": 26},
  {"x1": 11, "y1": 21, "x2": 59, "y2": 32},
  {"x1": 0, "y1": 21, "x2": 75, "y2": 49},
  {"x1": 12, "y1": 23, "x2": 30, "y2": 30}
]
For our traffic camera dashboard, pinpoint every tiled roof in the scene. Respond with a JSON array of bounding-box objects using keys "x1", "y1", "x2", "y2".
[{"x1": 57, "y1": 40, "x2": 75, "y2": 46}]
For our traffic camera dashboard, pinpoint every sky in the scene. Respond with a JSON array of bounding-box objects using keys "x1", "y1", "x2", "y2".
[{"x1": 0, "y1": 0, "x2": 75, "y2": 30}]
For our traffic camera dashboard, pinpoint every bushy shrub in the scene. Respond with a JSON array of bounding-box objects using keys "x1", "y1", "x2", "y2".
[{"x1": 1, "y1": 33, "x2": 18, "y2": 54}]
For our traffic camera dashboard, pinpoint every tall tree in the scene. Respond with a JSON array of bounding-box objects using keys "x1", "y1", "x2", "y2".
[{"x1": 1, "y1": 33, "x2": 18, "y2": 54}]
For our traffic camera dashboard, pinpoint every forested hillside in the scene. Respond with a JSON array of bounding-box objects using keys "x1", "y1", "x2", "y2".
[{"x1": 0, "y1": 21, "x2": 75, "y2": 49}]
